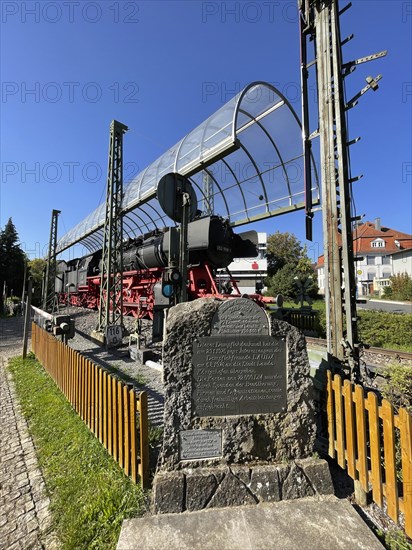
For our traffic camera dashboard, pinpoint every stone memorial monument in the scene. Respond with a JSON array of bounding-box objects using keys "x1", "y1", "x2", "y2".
[{"x1": 152, "y1": 298, "x2": 333, "y2": 513}]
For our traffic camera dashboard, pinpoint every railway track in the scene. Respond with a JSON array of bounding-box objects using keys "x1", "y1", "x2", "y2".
[{"x1": 305, "y1": 336, "x2": 412, "y2": 363}]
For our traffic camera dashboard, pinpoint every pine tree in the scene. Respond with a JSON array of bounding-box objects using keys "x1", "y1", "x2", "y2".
[{"x1": 0, "y1": 218, "x2": 26, "y2": 313}]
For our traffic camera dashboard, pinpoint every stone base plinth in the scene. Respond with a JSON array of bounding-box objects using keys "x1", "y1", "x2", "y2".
[
  {"x1": 152, "y1": 458, "x2": 334, "y2": 514},
  {"x1": 90, "y1": 329, "x2": 105, "y2": 344}
]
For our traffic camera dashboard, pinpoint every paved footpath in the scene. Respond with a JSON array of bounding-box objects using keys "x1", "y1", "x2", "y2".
[{"x1": 0, "y1": 316, "x2": 57, "y2": 549}]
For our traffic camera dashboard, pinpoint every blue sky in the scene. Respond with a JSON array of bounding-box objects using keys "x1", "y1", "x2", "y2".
[{"x1": 1, "y1": 0, "x2": 411, "y2": 264}]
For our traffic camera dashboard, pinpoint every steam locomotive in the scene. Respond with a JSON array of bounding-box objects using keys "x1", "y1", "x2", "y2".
[{"x1": 56, "y1": 215, "x2": 264, "y2": 318}]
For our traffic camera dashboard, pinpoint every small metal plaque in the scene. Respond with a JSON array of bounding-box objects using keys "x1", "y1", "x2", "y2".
[
  {"x1": 211, "y1": 298, "x2": 270, "y2": 336},
  {"x1": 192, "y1": 335, "x2": 287, "y2": 417},
  {"x1": 179, "y1": 429, "x2": 222, "y2": 460},
  {"x1": 106, "y1": 325, "x2": 122, "y2": 347}
]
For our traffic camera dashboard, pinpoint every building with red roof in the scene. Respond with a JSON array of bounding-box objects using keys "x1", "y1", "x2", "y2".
[{"x1": 317, "y1": 218, "x2": 412, "y2": 296}]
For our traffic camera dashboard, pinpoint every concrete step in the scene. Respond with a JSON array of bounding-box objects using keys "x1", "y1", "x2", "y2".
[{"x1": 117, "y1": 496, "x2": 384, "y2": 550}]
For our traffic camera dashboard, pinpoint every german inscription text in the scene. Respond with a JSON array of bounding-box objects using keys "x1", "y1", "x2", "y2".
[{"x1": 192, "y1": 335, "x2": 286, "y2": 416}]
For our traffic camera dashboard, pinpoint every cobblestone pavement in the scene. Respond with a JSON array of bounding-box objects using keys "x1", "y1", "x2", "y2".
[{"x1": 0, "y1": 316, "x2": 57, "y2": 549}]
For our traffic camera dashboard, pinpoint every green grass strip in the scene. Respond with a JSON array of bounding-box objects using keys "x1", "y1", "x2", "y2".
[{"x1": 8, "y1": 354, "x2": 146, "y2": 550}]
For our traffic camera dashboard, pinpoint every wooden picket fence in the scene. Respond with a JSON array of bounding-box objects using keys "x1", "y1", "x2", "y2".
[
  {"x1": 282, "y1": 308, "x2": 318, "y2": 334},
  {"x1": 327, "y1": 371, "x2": 412, "y2": 538},
  {"x1": 31, "y1": 323, "x2": 150, "y2": 489}
]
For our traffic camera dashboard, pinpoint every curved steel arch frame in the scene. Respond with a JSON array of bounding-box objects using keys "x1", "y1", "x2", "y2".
[{"x1": 57, "y1": 81, "x2": 319, "y2": 254}]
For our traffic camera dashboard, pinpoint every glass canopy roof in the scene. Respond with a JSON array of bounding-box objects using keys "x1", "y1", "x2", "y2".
[{"x1": 57, "y1": 81, "x2": 319, "y2": 253}]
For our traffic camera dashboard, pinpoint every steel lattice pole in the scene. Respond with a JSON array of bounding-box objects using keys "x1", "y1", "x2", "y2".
[
  {"x1": 43, "y1": 209, "x2": 60, "y2": 313},
  {"x1": 97, "y1": 120, "x2": 128, "y2": 342}
]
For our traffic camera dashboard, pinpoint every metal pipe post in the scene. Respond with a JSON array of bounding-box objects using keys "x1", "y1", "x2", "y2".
[
  {"x1": 22, "y1": 277, "x2": 32, "y2": 359},
  {"x1": 179, "y1": 192, "x2": 190, "y2": 303}
]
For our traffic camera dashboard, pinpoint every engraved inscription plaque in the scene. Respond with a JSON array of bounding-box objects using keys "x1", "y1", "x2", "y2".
[
  {"x1": 192, "y1": 336, "x2": 287, "y2": 417},
  {"x1": 179, "y1": 429, "x2": 222, "y2": 460},
  {"x1": 211, "y1": 298, "x2": 270, "y2": 336}
]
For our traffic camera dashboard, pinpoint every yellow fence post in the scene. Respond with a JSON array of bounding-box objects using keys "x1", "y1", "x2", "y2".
[
  {"x1": 56, "y1": 339, "x2": 60, "y2": 389},
  {"x1": 112, "y1": 378, "x2": 118, "y2": 461},
  {"x1": 367, "y1": 391, "x2": 383, "y2": 508},
  {"x1": 94, "y1": 365, "x2": 99, "y2": 437},
  {"x1": 91, "y1": 363, "x2": 96, "y2": 434},
  {"x1": 399, "y1": 407, "x2": 412, "y2": 538},
  {"x1": 98, "y1": 369, "x2": 103, "y2": 443},
  {"x1": 80, "y1": 357, "x2": 86, "y2": 422},
  {"x1": 333, "y1": 374, "x2": 345, "y2": 469},
  {"x1": 75, "y1": 350, "x2": 80, "y2": 413},
  {"x1": 343, "y1": 379, "x2": 356, "y2": 479},
  {"x1": 138, "y1": 391, "x2": 150, "y2": 490},
  {"x1": 31, "y1": 323, "x2": 35, "y2": 355},
  {"x1": 64, "y1": 347, "x2": 68, "y2": 397},
  {"x1": 70, "y1": 348, "x2": 74, "y2": 406},
  {"x1": 75, "y1": 350, "x2": 80, "y2": 411},
  {"x1": 87, "y1": 360, "x2": 92, "y2": 428},
  {"x1": 382, "y1": 399, "x2": 399, "y2": 524},
  {"x1": 103, "y1": 371, "x2": 108, "y2": 449},
  {"x1": 117, "y1": 381, "x2": 124, "y2": 469},
  {"x1": 108, "y1": 375, "x2": 113, "y2": 455},
  {"x1": 76, "y1": 354, "x2": 80, "y2": 417},
  {"x1": 326, "y1": 370, "x2": 335, "y2": 459},
  {"x1": 354, "y1": 384, "x2": 369, "y2": 493},
  {"x1": 129, "y1": 388, "x2": 137, "y2": 484},
  {"x1": 123, "y1": 386, "x2": 130, "y2": 477},
  {"x1": 65, "y1": 344, "x2": 68, "y2": 394}
]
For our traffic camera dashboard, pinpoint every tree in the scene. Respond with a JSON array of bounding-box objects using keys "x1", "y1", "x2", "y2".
[
  {"x1": 266, "y1": 264, "x2": 318, "y2": 301},
  {"x1": 28, "y1": 258, "x2": 47, "y2": 306},
  {"x1": 266, "y1": 263, "x2": 297, "y2": 300},
  {"x1": 296, "y1": 245, "x2": 315, "y2": 276},
  {"x1": 0, "y1": 218, "x2": 26, "y2": 313},
  {"x1": 266, "y1": 231, "x2": 303, "y2": 276},
  {"x1": 265, "y1": 232, "x2": 318, "y2": 302},
  {"x1": 383, "y1": 273, "x2": 412, "y2": 302}
]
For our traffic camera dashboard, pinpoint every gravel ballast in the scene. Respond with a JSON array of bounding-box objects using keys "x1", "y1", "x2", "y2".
[{"x1": 62, "y1": 306, "x2": 165, "y2": 427}]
